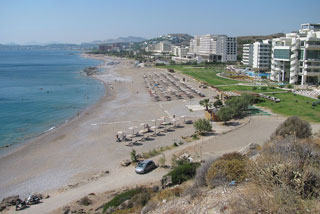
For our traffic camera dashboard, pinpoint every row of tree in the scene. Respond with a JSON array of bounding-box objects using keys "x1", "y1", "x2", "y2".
[{"x1": 216, "y1": 94, "x2": 255, "y2": 124}]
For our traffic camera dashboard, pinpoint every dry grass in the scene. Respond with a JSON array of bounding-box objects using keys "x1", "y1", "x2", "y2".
[
  {"x1": 228, "y1": 183, "x2": 309, "y2": 214},
  {"x1": 206, "y1": 152, "x2": 248, "y2": 188}
]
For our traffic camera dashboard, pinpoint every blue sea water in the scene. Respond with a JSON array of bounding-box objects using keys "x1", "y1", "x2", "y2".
[{"x1": 0, "y1": 50, "x2": 104, "y2": 148}]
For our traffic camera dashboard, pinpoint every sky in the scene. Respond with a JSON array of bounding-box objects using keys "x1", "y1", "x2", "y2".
[{"x1": 0, "y1": 0, "x2": 319, "y2": 44}]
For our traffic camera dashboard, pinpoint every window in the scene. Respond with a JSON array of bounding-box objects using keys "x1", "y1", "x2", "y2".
[{"x1": 274, "y1": 49, "x2": 290, "y2": 59}]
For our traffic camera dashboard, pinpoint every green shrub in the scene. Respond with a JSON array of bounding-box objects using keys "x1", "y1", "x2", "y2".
[
  {"x1": 260, "y1": 86, "x2": 267, "y2": 91},
  {"x1": 217, "y1": 106, "x2": 233, "y2": 124},
  {"x1": 270, "y1": 86, "x2": 276, "y2": 89},
  {"x1": 271, "y1": 116, "x2": 312, "y2": 139},
  {"x1": 193, "y1": 119, "x2": 212, "y2": 135},
  {"x1": 252, "y1": 86, "x2": 257, "y2": 90},
  {"x1": 206, "y1": 152, "x2": 248, "y2": 188},
  {"x1": 130, "y1": 149, "x2": 137, "y2": 162},
  {"x1": 103, "y1": 188, "x2": 147, "y2": 212},
  {"x1": 213, "y1": 99, "x2": 223, "y2": 108},
  {"x1": 287, "y1": 84, "x2": 293, "y2": 89},
  {"x1": 318, "y1": 95, "x2": 320, "y2": 99},
  {"x1": 279, "y1": 85, "x2": 285, "y2": 88},
  {"x1": 167, "y1": 162, "x2": 200, "y2": 185}
]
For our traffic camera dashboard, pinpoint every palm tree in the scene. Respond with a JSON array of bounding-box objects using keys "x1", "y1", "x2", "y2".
[{"x1": 199, "y1": 99, "x2": 212, "y2": 111}]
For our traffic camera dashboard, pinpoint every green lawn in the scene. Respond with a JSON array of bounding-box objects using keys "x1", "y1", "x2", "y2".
[
  {"x1": 156, "y1": 65, "x2": 241, "y2": 85},
  {"x1": 256, "y1": 93, "x2": 320, "y2": 123},
  {"x1": 217, "y1": 85, "x2": 285, "y2": 93}
]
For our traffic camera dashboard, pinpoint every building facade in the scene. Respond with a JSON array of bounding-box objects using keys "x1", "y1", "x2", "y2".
[
  {"x1": 252, "y1": 40, "x2": 272, "y2": 71},
  {"x1": 271, "y1": 23, "x2": 320, "y2": 85},
  {"x1": 172, "y1": 46, "x2": 189, "y2": 57},
  {"x1": 242, "y1": 40, "x2": 272, "y2": 71},
  {"x1": 189, "y1": 34, "x2": 237, "y2": 62},
  {"x1": 145, "y1": 42, "x2": 173, "y2": 53},
  {"x1": 242, "y1": 44, "x2": 253, "y2": 66}
]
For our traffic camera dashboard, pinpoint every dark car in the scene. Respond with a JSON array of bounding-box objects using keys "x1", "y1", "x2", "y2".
[{"x1": 135, "y1": 160, "x2": 156, "y2": 174}]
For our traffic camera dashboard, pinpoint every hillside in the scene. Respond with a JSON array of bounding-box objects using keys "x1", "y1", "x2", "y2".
[
  {"x1": 146, "y1": 33, "x2": 193, "y2": 46},
  {"x1": 237, "y1": 33, "x2": 285, "y2": 60}
]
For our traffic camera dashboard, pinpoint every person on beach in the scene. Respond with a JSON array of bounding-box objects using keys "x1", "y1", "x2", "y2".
[{"x1": 116, "y1": 134, "x2": 119, "y2": 142}]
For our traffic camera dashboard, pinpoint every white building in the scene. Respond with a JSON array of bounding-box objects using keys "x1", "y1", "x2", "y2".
[
  {"x1": 189, "y1": 34, "x2": 237, "y2": 62},
  {"x1": 242, "y1": 40, "x2": 272, "y2": 71},
  {"x1": 242, "y1": 44, "x2": 254, "y2": 66},
  {"x1": 253, "y1": 40, "x2": 272, "y2": 71},
  {"x1": 145, "y1": 42, "x2": 173, "y2": 54},
  {"x1": 172, "y1": 46, "x2": 189, "y2": 57},
  {"x1": 271, "y1": 23, "x2": 320, "y2": 85}
]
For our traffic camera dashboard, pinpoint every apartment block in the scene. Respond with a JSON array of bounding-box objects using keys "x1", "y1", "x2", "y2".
[
  {"x1": 242, "y1": 40, "x2": 272, "y2": 71},
  {"x1": 189, "y1": 34, "x2": 237, "y2": 62},
  {"x1": 271, "y1": 23, "x2": 320, "y2": 85},
  {"x1": 145, "y1": 42, "x2": 173, "y2": 53},
  {"x1": 172, "y1": 46, "x2": 189, "y2": 57}
]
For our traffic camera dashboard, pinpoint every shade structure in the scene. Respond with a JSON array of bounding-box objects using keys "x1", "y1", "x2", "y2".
[
  {"x1": 128, "y1": 127, "x2": 135, "y2": 134},
  {"x1": 117, "y1": 131, "x2": 125, "y2": 135}
]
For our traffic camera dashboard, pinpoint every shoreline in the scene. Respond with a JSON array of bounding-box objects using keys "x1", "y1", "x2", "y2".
[{"x1": 0, "y1": 53, "x2": 108, "y2": 159}]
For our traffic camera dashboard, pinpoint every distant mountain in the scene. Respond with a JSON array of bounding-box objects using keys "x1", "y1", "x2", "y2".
[{"x1": 90, "y1": 36, "x2": 147, "y2": 45}]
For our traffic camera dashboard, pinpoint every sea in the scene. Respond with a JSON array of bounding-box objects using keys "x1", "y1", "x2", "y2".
[{"x1": 0, "y1": 50, "x2": 105, "y2": 149}]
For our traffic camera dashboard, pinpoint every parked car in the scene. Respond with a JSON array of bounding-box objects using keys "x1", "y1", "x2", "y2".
[{"x1": 135, "y1": 160, "x2": 156, "y2": 174}]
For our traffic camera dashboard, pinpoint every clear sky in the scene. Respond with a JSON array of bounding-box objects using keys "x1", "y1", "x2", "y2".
[{"x1": 0, "y1": 0, "x2": 319, "y2": 44}]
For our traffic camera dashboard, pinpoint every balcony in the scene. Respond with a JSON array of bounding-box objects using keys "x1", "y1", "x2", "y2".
[{"x1": 305, "y1": 44, "x2": 320, "y2": 49}]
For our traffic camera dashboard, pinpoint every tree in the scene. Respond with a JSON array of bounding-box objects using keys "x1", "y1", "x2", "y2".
[
  {"x1": 217, "y1": 106, "x2": 233, "y2": 125},
  {"x1": 213, "y1": 99, "x2": 223, "y2": 108},
  {"x1": 271, "y1": 116, "x2": 312, "y2": 139},
  {"x1": 130, "y1": 149, "x2": 137, "y2": 162},
  {"x1": 193, "y1": 119, "x2": 212, "y2": 135},
  {"x1": 199, "y1": 99, "x2": 213, "y2": 111}
]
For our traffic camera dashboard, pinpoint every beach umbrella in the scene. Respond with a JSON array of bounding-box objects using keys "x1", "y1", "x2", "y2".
[
  {"x1": 151, "y1": 119, "x2": 157, "y2": 126},
  {"x1": 128, "y1": 127, "x2": 135, "y2": 134},
  {"x1": 151, "y1": 125, "x2": 157, "y2": 134}
]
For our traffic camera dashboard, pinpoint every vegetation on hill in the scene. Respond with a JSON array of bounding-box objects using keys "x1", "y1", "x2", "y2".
[
  {"x1": 237, "y1": 33, "x2": 285, "y2": 61},
  {"x1": 101, "y1": 117, "x2": 320, "y2": 214}
]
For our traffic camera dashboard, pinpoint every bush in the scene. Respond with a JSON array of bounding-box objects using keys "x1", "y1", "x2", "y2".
[
  {"x1": 318, "y1": 95, "x2": 320, "y2": 99},
  {"x1": 103, "y1": 188, "x2": 147, "y2": 212},
  {"x1": 252, "y1": 86, "x2": 257, "y2": 90},
  {"x1": 228, "y1": 183, "x2": 308, "y2": 214},
  {"x1": 260, "y1": 86, "x2": 267, "y2": 91},
  {"x1": 78, "y1": 196, "x2": 92, "y2": 206},
  {"x1": 217, "y1": 106, "x2": 233, "y2": 124},
  {"x1": 193, "y1": 119, "x2": 212, "y2": 135},
  {"x1": 287, "y1": 84, "x2": 293, "y2": 89},
  {"x1": 271, "y1": 116, "x2": 312, "y2": 139},
  {"x1": 206, "y1": 152, "x2": 248, "y2": 188},
  {"x1": 213, "y1": 99, "x2": 223, "y2": 108},
  {"x1": 130, "y1": 149, "x2": 137, "y2": 162},
  {"x1": 249, "y1": 136, "x2": 320, "y2": 199},
  {"x1": 167, "y1": 162, "x2": 200, "y2": 185},
  {"x1": 194, "y1": 158, "x2": 216, "y2": 187}
]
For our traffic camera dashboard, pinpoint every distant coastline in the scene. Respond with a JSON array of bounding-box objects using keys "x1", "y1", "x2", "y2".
[{"x1": 0, "y1": 50, "x2": 105, "y2": 152}]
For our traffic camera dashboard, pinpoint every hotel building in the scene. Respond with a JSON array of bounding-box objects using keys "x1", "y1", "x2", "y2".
[
  {"x1": 271, "y1": 23, "x2": 320, "y2": 85},
  {"x1": 189, "y1": 34, "x2": 237, "y2": 62}
]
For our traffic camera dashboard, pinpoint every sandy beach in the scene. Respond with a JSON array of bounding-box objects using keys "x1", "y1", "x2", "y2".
[{"x1": 1, "y1": 54, "x2": 319, "y2": 214}]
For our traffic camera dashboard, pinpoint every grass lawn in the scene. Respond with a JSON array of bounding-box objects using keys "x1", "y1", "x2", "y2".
[
  {"x1": 156, "y1": 65, "x2": 241, "y2": 85},
  {"x1": 217, "y1": 85, "x2": 285, "y2": 93},
  {"x1": 256, "y1": 93, "x2": 320, "y2": 123}
]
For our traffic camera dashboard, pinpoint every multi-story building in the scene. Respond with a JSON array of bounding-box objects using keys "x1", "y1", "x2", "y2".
[
  {"x1": 242, "y1": 44, "x2": 254, "y2": 66},
  {"x1": 189, "y1": 34, "x2": 237, "y2": 62},
  {"x1": 145, "y1": 42, "x2": 173, "y2": 53},
  {"x1": 172, "y1": 46, "x2": 189, "y2": 57},
  {"x1": 252, "y1": 40, "x2": 272, "y2": 71},
  {"x1": 242, "y1": 40, "x2": 272, "y2": 71},
  {"x1": 271, "y1": 23, "x2": 320, "y2": 85}
]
